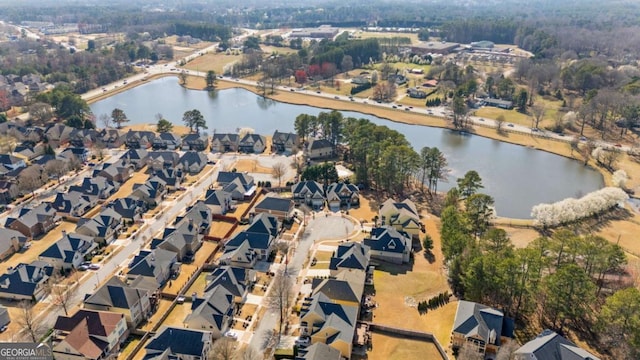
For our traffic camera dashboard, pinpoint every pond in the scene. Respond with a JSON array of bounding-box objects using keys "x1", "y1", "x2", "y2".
[{"x1": 91, "y1": 76, "x2": 604, "y2": 219}]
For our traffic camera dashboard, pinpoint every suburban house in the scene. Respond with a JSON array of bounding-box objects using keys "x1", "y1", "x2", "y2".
[
  {"x1": 216, "y1": 172, "x2": 256, "y2": 200},
  {"x1": 0, "y1": 228, "x2": 28, "y2": 260},
  {"x1": 152, "y1": 132, "x2": 182, "y2": 150},
  {"x1": 125, "y1": 130, "x2": 156, "y2": 149},
  {"x1": 14, "y1": 142, "x2": 45, "y2": 160},
  {"x1": 177, "y1": 151, "x2": 208, "y2": 174},
  {"x1": 204, "y1": 189, "x2": 233, "y2": 215},
  {"x1": 291, "y1": 180, "x2": 325, "y2": 209},
  {"x1": 306, "y1": 139, "x2": 335, "y2": 160},
  {"x1": 451, "y1": 300, "x2": 514, "y2": 357},
  {"x1": 45, "y1": 123, "x2": 75, "y2": 148},
  {"x1": 51, "y1": 191, "x2": 97, "y2": 218},
  {"x1": 300, "y1": 292, "x2": 358, "y2": 359},
  {"x1": 203, "y1": 266, "x2": 255, "y2": 303},
  {"x1": 6, "y1": 202, "x2": 60, "y2": 238},
  {"x1": 176, "y1": 201, "x2": 212, "y2": 235},
  {"x1": 69, "y1": 177, "x2": 119, "y2": 200},
  {"x1": 146, "y1": 151, "x2": 181, "y2": 172},
  {"x1": 253, "y1": 196, "x2": 294, "y2": 221},
  {"x1": 0, "y1": 180, "x2": 19, "y2": 204},
  {"x1": 363, "y1": 226, "x2": 411, "y2": 264},
  {"x1": 83, "y1": 276, "x2": 152, "y2": 328},
  {"x1": 514, "y1": 329, "x2": 600, "y2": 360},
  {"x1": 0, "y1": 154, "x2": 27, "y2": 171},
  {"x1": 326, "y1": 182, "x2": 359, "y2": 210},
  {"x1": 272, "y1": 131, "x2": 300, "y2": 153},
  {"x1": 220, "y1": 213, "x2": 279, "y2": 267},
  {"x1": 131, "y1": 176, "x2": 167, "y2": 207},
  {"x1": 297, "y1": 343, "x2": 341, "y2": 360},
  {"x1": 100, "y1": 129, "x2": 125, "y2": 149},
  {"x1": 152, "y1": 168, "x2": 183, "y2": 190},
  {"x1": 408, "y1": 87, "x2": 428, "y2": 99},
  {"x1": 106, "y1": 197, "x2": 147, "y2": 223},
  {"x1": 211, "y1": 133, "x2": 239, "y2": 153},
  {"x1": 123, "y1": 149, "x2": 149, "y2": 170},
  {"x1": 127, "y1": 249, "x2": 178, "y2": 289},
  {"x1": 480, "y1": 97, "x2": 514, "y2": 110},
  {"x1": 182, "y1": 133, "x2": 209, "y2": 151},
  {"x1": 184, "y1": 285, "x2": 234, "y2": 338},
  {"x1": 59, "y1": 147, "x2": 91, "y2": 163},
  {"x1": 151, "y1": 220, "x2": 202, "y2": 263},
  {"x1": 144, "y1": 327, "x2": 214, "y2": 360},
  {"x1": 238, "y1": 134, "x2": 266, "y2": 153},
  {"x1": 52, "y1": 309, "x2": 128, "y2": 360},
  {"x1": 94, "y1": 160, "x2": 134, "y2": 183},
  {"x1": 379, "y1": 198, "x2": 422, "y2": 240},
  {"x1": 76, "y1": 208, "x2": 123, "y2": 245},
  {"x1": 329, "y1": 241, "x2": 371, "y2": 277},
  {"x1": 0, "y1": 261, "x2": 54, "y2": 301},
  {"x1": 38, "y1": 231, "x2": 96, "y2": 270}
]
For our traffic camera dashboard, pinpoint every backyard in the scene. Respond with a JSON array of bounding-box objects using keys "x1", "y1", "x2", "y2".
[{"x1": 367, "y1": 333, "x2": 445, "y2": 360}]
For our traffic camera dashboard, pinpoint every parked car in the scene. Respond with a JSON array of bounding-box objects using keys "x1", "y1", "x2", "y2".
[
  {"x1": 295, "y1": 337, "x2": 310, "y2": 346},
  {"x1": 89, "y1": 263, "x2": 100, "y2": 270},
  {"x1": 78, "y1": 265, "x2": 89, "y2": 271},
  {"x1": 176, "y1": 296, "x2": 186, "y2": 304}
]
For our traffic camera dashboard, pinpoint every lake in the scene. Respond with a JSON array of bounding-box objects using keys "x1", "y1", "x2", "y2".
[{"x1": 91, "y1": 76, "x2": 604, "y2": 218}]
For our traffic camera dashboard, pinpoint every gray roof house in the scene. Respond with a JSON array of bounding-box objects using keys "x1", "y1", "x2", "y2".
[
  {"x1": 0, "y1": 261, "x2": 54, "y2": 301},
  {"x1": 6, "y1": 202, "x2": 60, "y2": 238},
  {"x1": 76, "y1": 208, "x2": 123, "y2": 245},
  {"x1": 177, "y1": 151, "x2": 207, "y2": 174},
  {"x1": 69, "y1": 177, "x2": 119, "y2": 200},
  {"x1": 307, "y1": 139, "x2": 335, "y2": 160},
  {"x1": 298, "y1": 343, "x2": 341, "y2": 360},
  {"x1": 272, "y1": 131, "x2": 299, "y2": 153},
  {"x1": 253, "y1": 196, "x2": 294, "y2": 221},
  {"x1": 326, "y1": 182, "x2": 359, "y2": 210},
  {"x1": 151, "y1": 220, "x2": 202, "y2": 263},
  {"x1": 94, "y1": 160, "x2": 134, "y2": 183},
  {"x1": 216, "y1": 172, "x2": 256, "y2": 200},
  {"x1": 291, "y1": 180, "x2": 325, "y2": 209},
  {"x1": 204, "y1": 189, "x2": 233, "y2": 215},
  {"x1": 39, "y1": 231, "x2": 97, "y2": 270},
  {"x1": 363, "y1": 226, "x2": 411, "y2": 264},
  {"x1": 127, "y1": 249, "x2": 178, "y2": 289},
  {"x1": 451, "y1": 300, "x2": 514, "y2": 356},
  {"x1": 51, "y1": 191, "x2": 97, "y2": 218},
  {"x1": 203, "y1": 266, "x2": 255, "y2": 303},
  {"x1": 184, "y1": 285, "x2": 234, "y2": 339},
  {"x1": 211, "y1": 133, "x2": 239, "y2": 153},
  {"x1": 0, "y1": 305, "x2": 10, "y2": 328},
  {"x1": 0, "y1": 228, "x2": 28, "y2": 261},
  {"x1": 329, "y1": 241, "x2": 370, "y2": 276},
  {"x1": 514, "y1": 330, "x2": 600, "y2": 360},
  {"x1": 125, "y1": 130, "x2": 156, "y2": 149},
  {"x1": 106, "y1": 197, "x2": 147, "y2": 222},
  {"x1": 181, "y1": 133, "x2": 209, "y2": 151},
  {"x1": 176, "y1": 201, "x2": 212, "y2": 235},
  {"x1": 123, "y1": 149, "x2": 149, "y2": 170},
  {"x1": 238, "y1": 134, "x2": 266, "y2": 154},
  {"x1": 131, "y1": 176, "x2": 167, "y2": 207},
  {"x1": 152, "y1": 132, "x2": 182, "y2": 150},
  {"x1": 144, "y1": 327, "x2": 214, "y2": 360},
  {"x1": 83, "y1": 276, "x2": 152, "y2": 328},
  {"x1": 146, "y1": 151, "x2": 180, "y2": 171},
  {"x1": 152, "y1": 168, "x2": 183, "y2": 190}
]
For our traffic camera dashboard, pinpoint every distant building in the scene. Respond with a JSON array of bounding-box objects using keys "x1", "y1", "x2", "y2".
[
  {"x1": 514, "y1": 329, "x2": 600, "y2": 360},
  {"x1": 480, "y1": 98, "x2": 514, "y2": 110},
  {"x1": 410, "y1": 41, "x2": 460, "y2": 55},
  {"x1": 290, "y1": 25, "x2": 340, "y2": 39}
]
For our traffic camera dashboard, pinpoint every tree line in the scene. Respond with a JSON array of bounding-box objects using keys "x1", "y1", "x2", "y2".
[{"x1": 439, "y1": 171, "x2": 638, "y2": 358}]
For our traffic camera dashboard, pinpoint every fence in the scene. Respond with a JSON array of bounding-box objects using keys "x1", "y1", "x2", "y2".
[{"x1": 364, "y1": 321, "x2": 449, "y2": 360}]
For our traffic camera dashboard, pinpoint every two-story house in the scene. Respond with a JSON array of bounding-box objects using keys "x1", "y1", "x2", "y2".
[
  {"x1": 363, "y1": 226, "x2": 411, "y2": 264},
  {"x1": 291, "y1": 180, "x2": 325, "y2": 209},
  {"x1": 182, "y1": 133, "x2": 209, "y2": 151},
  {"x1": 144, "y1": 327, "x2": 213, "y2": 360},
  {"x1": 210, "y1": 133, "x2": 239, "y2": 153},
  {"x1": 6, "y1": 202, "x2": 60, "y2": 238},
  {"x1": 76, "y1": 208, "x2": 123, "y2": 245},
  {"x1": 238, "y1": 134, "x2": 266, "y2": 153},
  {"x1": 272, "y1": 131, "x2": 299, "y2": 153},
  {"x1": 39, "y1": 231, "x2": 96, "y2": 270},
  {"x1": 0, "y1": 261, "x2": 54, "y2": 301},
  {"x1": 83, "y1": 276, "x2": 152, "y2": 328}
]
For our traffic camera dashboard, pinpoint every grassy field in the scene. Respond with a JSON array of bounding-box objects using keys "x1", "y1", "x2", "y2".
[
  {"x1": 208, "y1": 220, "x2": 236, "y2": 238},
  {"x1": 183, "y1": 53, "x2": 242, "y2": 74},
  {"x1": 355, "y1": 31, "x2": 420, "y2": 44},
  {"x1": 234, "y1": 159, "x2": 273, "y2": 173},
  {"x1": 368, "y1": 333, "x2": 445, "y2": 360}
]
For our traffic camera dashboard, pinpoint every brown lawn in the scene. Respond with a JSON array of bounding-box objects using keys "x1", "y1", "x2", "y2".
[
  {"x1": 194, "y1": 241, "x2": 218, "y2": 265},
  {"x1": 313, "y1": 251, "x2": 333, "y2": 262},
  {"x1": 208, "y1": 221, "x2": 236, "y2": 238},
  {"x1": 117, "y1": 336, "x2": 142, "y2": 360},
  {"x1": 182, "y1": 53, "x2": 242, "y2": 74},
  {"x1": 233, "y1": 159, "x2": 273, "y2": 174},
  {"x1": 186, "y1": 271, "x2": 209, "y2": 298},
  {"x1": 0, "y1": 220, "x2": 77, "y2": 274},
  {"x1": 368, "y1": 333, "x2": 444, "y2": 360},
  {"x1": 499, "y1": 226, "x2": 541, "y2": 249},
  {"x1": 106, "y1": 170, "x2": 149, "y2": 202},
  {"x1": 349, "y1": 196, "x2": 379, "y2": 224},
  {"x1": 162, "y1": 302, "x2": 192, "y2": 327},
  {"x1": 164, "y1": 264, "x2": 198, "y2": 296},
  {"x1": 123, "y1": 123, "x2": 191, "y2": 136},
  {"x1": 141, "y1": 299, "x2": 173, "y2": 331}
]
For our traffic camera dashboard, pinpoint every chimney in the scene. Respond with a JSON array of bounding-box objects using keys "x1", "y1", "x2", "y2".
[{"x1": 61, "y1": 230, "x2": 67, "y2": 237}]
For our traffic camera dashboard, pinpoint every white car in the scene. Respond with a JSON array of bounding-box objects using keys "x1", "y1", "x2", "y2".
[
  {"x1": 224, "y1": 331, "x2": 238, "y2": 339},
  {"x1": 176, "y1": 296, "x2": 186, "y2": 304}
]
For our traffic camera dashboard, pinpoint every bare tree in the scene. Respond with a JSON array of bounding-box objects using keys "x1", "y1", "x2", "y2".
[
  {"x1": 266, "y1": 270, "x2": 294, "y2": 339},
  {"x1": 495, "y1": 115, "x2": 506, "y2": 134},
  {"x1": 495, "y1": 339, "x2": 520, "y2": 360},
  {"x1": 67, "y1": 156, "x2": 83, "y2": 173},
  {"x1": 456, "y1": 341, "x2": 484, "y2": 360},
  {"x1": 93, "y1": 140, "x2": 106, "y2": 161},
  {"x1": 48, "y1": 272, "x2": 76, "y2": 316},
  {"x1": 17, "y1": 301, "x2": 43, "y2": 343},
  {"x1": 28, "y1": 102, "x2": 54, "y2": 125},
  {"x1": 99, "y1": 113, "x2": 112, "y2": 129},
  {"x1": 209, "y1": 337, "x2": 237, "y2": 360},
  {"x1": 272, "y1": 162, "x2": 287, "y2": 187},
  {"x1": 179, "y1": 71, "x2": 188, "y2": 85},
  {"x1": 256, "y1": 77, "x2": 268, "y2": 97},
  {"x1": 239, "y1": 345, "x2": 263, "y2": 360},
  {"x1": 44, "y1": 159, "x2": 68, "y2": 184},
  {"x1": 531, "y1": 103, "x2": 546, "y2": 129},
  {"x1": 18, "y1": 166, "x2": 44, "y2": 197}
]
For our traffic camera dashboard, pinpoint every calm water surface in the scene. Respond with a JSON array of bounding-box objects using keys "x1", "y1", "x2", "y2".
[{"x1": 91, "y1": 77, "x2": 604, "y2": 218}]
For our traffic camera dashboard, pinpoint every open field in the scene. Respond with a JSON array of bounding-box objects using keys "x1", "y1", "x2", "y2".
[
  {"x1": 233, "y1": 159, "x2": 273, "y2": 173},
  {"x1": 123, "y1": 123, "x2": 191, "y2": 136},
  {"x1": 183, "y1": 53, "x2": 242, "y2": 74},
  {"x1": 355, "y1": 31, "x2": 420, "y2": 44},
  {"x1": 368, "y1": 332, "x2": 445, "y2": 360}
]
